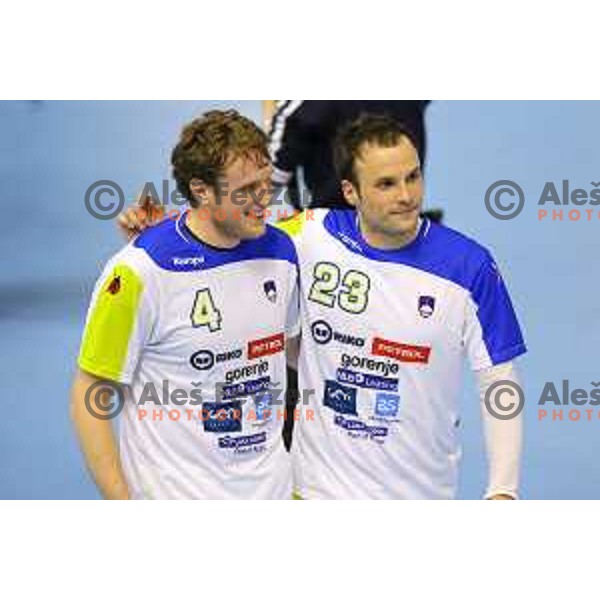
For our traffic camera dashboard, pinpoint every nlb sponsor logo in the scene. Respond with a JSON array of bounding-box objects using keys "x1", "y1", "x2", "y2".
[
  {"x1": 248, "y1": 333, "x2": 285, "y2": 360},
  {"x1": 371, "y1": 337, "x2": 431, "y2": 364},
  {"x1": 221, "y1": 376, "x2": 272, "y2": 401},
  {"x1": 336, "y1": 369, "x2": 399, "y2": 392}
]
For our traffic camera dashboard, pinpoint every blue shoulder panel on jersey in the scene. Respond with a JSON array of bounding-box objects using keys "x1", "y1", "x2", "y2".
[
  {"x1": 134, "y1": 213, "x2": 298, "y2": 272},
  {"x1": 322, "y1": 209, "x2": 526, "y2": 365}
]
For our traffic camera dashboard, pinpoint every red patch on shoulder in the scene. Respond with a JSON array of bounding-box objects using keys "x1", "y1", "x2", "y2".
[{"x1": 107, "y1": 276, "x2": 121, "y2": 295}]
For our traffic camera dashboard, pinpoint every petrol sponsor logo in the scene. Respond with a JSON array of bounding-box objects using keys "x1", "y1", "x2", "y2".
[
  {"x1": 221, "y1": 376, "x2": 272, "y2": 401},
  {"x1": 371, "y1": 337, "x2": 431, "y2": 364},
  {"x1": 225, "y1": 361, "x2": 269, "y2": 384},
  {"x1": 310, "y1": 320, "x2": 365, "y2": 347},
  {"x1": 323, "y1": 380, "x2": 358, "y2": 415},
  {"x1": 340, "y1": 353, "x2": 399, "y2": 378},
  {"x1": 418, "y1": 295, "x2": 436, "y2": 318},
  {"x1": 336, "y1": 369, "x2": 399, "y2": 392},
  {"x1": 190, "y1": 348, "x2": 243, "y2": 371},
  {"x1": 248, "y1": 333, "x2": 285, "y2": 359},
  {"x1": 374, "y1": 393, "x2": 401, "y2": 418},
  {"x1": 202, "y1": 400, "x2": 243, "y2": 433},
  {"x1": 333, "y1": 415, "x2": 388, "y2": 442}
]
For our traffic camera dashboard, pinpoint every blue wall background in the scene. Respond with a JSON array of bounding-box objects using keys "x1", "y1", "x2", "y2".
[{"x1": 1, "y1": 100, "x2": 598, "y2": 498}]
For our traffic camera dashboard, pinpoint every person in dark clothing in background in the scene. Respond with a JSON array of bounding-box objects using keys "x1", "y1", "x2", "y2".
[
  {"x1": 264, "y1": 101, "x2": 443, "y2": 450},
  {"x1": 266, "y1": 101, "x2": 440, "y2": 221}
]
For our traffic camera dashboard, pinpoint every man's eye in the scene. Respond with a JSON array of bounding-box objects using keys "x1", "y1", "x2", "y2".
[{"x1": 377, "y1": 180, "x2": 395, "y2": 189}]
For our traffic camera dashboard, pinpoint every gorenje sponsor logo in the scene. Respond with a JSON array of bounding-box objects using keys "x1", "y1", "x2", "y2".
[
  {"x1": 371, "y1": 337, "x2": 431, "y2": 364},
  {"x1": 248, "y1": 333, "x2": 285, "y2": 359},
  {"x1": 225, "y1": 361, "x2": 269, "y2": 384},
  {"x1": 340, "y1": 353, "x2": 399, "y2": 377}
]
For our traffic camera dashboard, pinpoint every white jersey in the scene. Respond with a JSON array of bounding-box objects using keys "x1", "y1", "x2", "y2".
[
  {"x1": 280, "y1": 209, "x2": 526, "y2": 499},
  {"x1": 78, "y1": 213, "x2": 299, "y2": 499}
]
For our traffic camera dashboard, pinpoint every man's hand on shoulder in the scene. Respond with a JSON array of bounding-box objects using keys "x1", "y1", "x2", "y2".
[{"x1": 117, "y1": 193, "x2": 166, "y2": 240}]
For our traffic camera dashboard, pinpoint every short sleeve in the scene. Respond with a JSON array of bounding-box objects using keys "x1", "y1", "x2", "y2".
[
  {"x1": 78, "y1": 260, "x2": 156, "y2": 384},
  {"x1": 286, "y1": 268, "x2": 300, "y2": 339},
  {"x1": 463, "y1": 256, "x2": 527, "y2": 371},
  {"x1": 272, "y1": 216, "x2": 303, "y2": 339}
]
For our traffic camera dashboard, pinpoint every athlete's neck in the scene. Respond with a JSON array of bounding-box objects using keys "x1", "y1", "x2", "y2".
[
  {"x1": 358, "y1": 217, "x2": 421, "y2": 250},
  {"x1": 186, "y1": 210, "x2": 241, "y2": 250}
]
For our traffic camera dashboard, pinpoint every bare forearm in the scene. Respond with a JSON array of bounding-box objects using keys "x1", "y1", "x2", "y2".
[{"x1": 70, "y1": 371, "x2": 130, "y2": 500}]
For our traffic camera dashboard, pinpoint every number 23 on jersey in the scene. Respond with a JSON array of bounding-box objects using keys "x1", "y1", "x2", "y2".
[{"x1": 308, "y1": 261, "x2": 371, "y2": 314}]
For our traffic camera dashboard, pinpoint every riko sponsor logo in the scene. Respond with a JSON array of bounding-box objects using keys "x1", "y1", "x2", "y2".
[
  {"x1": 190, "y1": 348, "x2": 243, "y2": 371},
  {"x1": 225, "y1": 361, "x2": 269, "y2": 384},
  {"x1": 310, "y1": 320, "x2": 365, "y2": 347},
  {"x1": 202, "y1": 400, "x2": 243, "y2": 433},
  {"x1": 247, "y1": 333, "x2": 285, "y2": 360},
  {"x1": 333, "y1": 415, "x2": 388, "y2": 442},
  {"x1": 340, "y1": 353, "x2": 399, "y2": 378},
  {"x1": 323, "y1": 380, "x2": 358, "y2": 415},
  {"x1": 371, "y1": 337, "x2": 431, "y2": 364},
  {"x1": 336, "y1": 369, "x2": 399, "y2": 392}
]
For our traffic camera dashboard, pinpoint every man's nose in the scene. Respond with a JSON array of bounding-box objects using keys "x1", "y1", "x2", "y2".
[{"x1": 396, "y1": 181, "x2": 411, "y2": 203}]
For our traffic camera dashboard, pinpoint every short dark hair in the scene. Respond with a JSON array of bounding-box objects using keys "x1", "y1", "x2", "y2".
[
  {"x1": 333, "y1": 113, "x2": 417, "y2": 186},
  {"x1": 171, "y1": 109, "x2": 269, "y2": 207}
]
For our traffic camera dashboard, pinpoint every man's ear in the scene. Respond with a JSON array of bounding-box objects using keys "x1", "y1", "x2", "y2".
[
  {"x1": 341, "y1": 179, "x2": 359, "y2": 208},
  {"x1": 189, "y1": 178, "x2": 210, "y2": 205}
]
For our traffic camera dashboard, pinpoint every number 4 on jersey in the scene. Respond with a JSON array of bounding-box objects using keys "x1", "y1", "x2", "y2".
[{"x1": 191, "y1": 289, "x2": 222, "y2": 332}]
